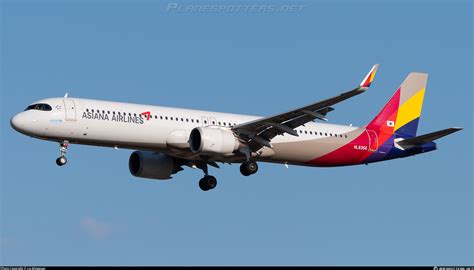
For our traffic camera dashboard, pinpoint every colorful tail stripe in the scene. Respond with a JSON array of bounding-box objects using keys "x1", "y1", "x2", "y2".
[
  {"x1": 368, "y1": 72, "x2": 427, "y2": 138},
  {"x1": 393, "y1": 84, "x2": 426, "y2": 137},
  {"x1": 308, "y1": 72, "x2": 428, "y2": 166}
]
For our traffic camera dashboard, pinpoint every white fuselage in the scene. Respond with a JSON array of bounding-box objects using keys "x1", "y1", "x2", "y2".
[{"x1": 11, "y1": 97, "x2": 361, "y2": 166}]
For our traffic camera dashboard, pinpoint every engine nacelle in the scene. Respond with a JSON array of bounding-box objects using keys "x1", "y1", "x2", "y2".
[
  {"x1": 128, "y1": 151, "x2": 178, "y2": 180},
  {"x1": 189, "y1": 127, "x2": 241, "y2": 155}
]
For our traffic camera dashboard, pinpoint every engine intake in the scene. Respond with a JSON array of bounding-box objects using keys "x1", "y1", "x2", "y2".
[
  {"x1": 189, "y1": 127, "x2": 241, "y2": 155},
  {"x1": 129, "y1": 151, "x2": 180, "y2": 180}
]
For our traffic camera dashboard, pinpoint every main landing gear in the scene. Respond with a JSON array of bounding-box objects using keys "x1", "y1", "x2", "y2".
[
  {"x1": 197, "y1": 163, "x2": 217, "y2": 191},
  {"x1": 199, "y1": 175, "x2": 217, "y2": 191},
  {"x1": 56, "y1": 141, "x2": 69, "y2": 166},
  {"x1": 197, "y1": 160, "x2": 259, "y2": 191},
  {"x1": 240, "y1": 161, "x2": 258, "y2": 176}
]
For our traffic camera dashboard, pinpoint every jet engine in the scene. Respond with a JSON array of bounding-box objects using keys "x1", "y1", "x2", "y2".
[
  {"x1": 189, "y1": 127, "x2": 242, "y2": 155},
  {"x1": 128, "y1": 151, "x2": 182, "y2": 180}
]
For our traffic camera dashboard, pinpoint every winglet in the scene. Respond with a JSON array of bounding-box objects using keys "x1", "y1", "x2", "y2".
[{"x1": 359, "y1": 64, "x2": 379, "y2": 88}]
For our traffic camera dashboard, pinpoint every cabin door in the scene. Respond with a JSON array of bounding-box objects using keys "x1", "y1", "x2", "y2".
[{"x1": 63, "y1": 99, "x2": 77, "y2": 121}]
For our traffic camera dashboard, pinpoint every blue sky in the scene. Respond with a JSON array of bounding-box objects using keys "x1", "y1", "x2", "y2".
[{"x1": 1, "y1": 0, "x2": 472, "y2": 266}]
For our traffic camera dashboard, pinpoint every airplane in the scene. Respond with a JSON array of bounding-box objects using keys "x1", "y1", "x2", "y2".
[{"x1": 10, "y1": 65, "x2": 462, "y2": 191}]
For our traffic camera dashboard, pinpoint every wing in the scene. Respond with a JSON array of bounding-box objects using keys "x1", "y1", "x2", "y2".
[{"x1": 232, "y1": 64, "x2": 379, "y2": 151}]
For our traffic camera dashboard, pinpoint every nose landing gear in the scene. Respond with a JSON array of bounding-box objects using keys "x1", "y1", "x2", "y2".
[{"x1": 56, "y1": 141, "x2": 69, "y2": 166}]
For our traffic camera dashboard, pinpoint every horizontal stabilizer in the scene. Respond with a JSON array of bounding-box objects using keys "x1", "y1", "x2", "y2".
[{"x1": 396, "y1": 127, "x2": 462, "y2": 149}]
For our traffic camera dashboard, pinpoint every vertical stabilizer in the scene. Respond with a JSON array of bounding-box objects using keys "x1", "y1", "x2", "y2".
[{"x1": 366, "y1": 72, "x2": 427, "y2": 138}]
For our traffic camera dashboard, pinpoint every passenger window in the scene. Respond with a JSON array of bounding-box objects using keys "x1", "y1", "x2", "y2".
[
  {"x1": 197, "y1": 120, "x2": 200, "y2": 123},
  {"x1": 107, "y1": 111, "x2": 110, "y2": 114}
]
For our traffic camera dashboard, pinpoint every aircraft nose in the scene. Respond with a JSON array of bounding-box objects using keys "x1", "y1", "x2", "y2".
[{"x1": 10, "y1": 113, "x2": 25, "y2": 132}]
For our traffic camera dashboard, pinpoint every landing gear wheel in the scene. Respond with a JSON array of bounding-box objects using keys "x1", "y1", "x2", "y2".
[
  {"x1": 199, "y1": 175, "x2": 217, "y2": 191},
  {"x1": 56, "y1": 156, "x2": 67, "y2": 166},
  {"x1": 240, "y1": 161, "x2": 258, "y2": 176},
  {"x1": 240, "y1": 164, "x2": 250, "y2": 176}
]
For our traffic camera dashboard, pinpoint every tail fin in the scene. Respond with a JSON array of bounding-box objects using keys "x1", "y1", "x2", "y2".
[{"x1": 366, "y1": 72, "x2": 428, "y2": 138}]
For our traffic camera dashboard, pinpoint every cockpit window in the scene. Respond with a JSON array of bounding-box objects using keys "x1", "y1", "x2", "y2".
[{"x1": 24, "y1": 103, "x2": 52, "y2": 111}]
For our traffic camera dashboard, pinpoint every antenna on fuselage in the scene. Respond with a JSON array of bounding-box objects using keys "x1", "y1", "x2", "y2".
[{"x1": 64, "y1": 92, "x2": 69, "y2": 98}]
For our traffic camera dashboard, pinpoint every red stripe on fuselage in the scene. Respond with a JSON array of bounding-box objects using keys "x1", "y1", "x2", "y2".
[{"x1": 307, "y1": 89, "x2": 401, "y2": 166}]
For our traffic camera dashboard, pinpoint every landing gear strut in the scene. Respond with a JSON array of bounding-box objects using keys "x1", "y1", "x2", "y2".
[
  {"x1": 197, "y1": 162, "x2": 217, "y2": 191},
  {"x1": 240, "y1": 161, "x2": 258, "y2": 176},
  {"x1": 56, "y1": 141, "x2": 69, "y2": 166}
]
